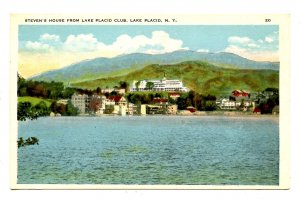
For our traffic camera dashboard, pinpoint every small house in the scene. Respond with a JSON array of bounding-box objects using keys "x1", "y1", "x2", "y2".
[
  {"x1": 167, "y1": 104, "x2": 178, "y2": 114},
  {"x1": 152, "y1": 98, "x2": 168, "y2": 105},
  {"x1": 107, "y1": 96, "x2": 127, "y2": 106},
  {"x1": 232, "y1": 90, "x2": 250, "y2": 98},
  {"x1": 187, "y1": 106, "x2": 196, "y2": 113}
]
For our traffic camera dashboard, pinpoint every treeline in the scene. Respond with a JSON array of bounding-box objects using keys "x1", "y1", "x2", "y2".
[
  {"x1": 17, "y1": 74, "x2": 79, "y2": 121},
  {"x1": 18, "y1": 74, "x2": 76, "y2": 99},
  {"x1": 50, "y1": 101, "x2": 79, "y2": 116},
  {"x1": 126, "y1": 90, "x2": 218, "y2": 111},
  {"x1": 126, "y1": 92, "x2": 169, "y2": 104},
  {"x1": 177, "y1": 91, "x2": 217, "y2": 111},
  {"x1": 17, "y1": 100, "x2": 79, "y2": 121},
  {"x1": 18, "y1": 101, "x2": 50, "y2": 121},
  {"x1": 257, "y1": 88, "x2": 279, "y2": 114},
  {"x1": 17, "y1": 74, "x2": 129, "y2": 120}
]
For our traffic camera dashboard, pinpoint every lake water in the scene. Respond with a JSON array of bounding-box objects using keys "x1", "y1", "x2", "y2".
[{"x1": 17, "y1": 116, "x2": 279, "y2": 185}]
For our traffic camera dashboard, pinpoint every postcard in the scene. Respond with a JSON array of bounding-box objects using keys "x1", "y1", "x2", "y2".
[{"x1": 10, "y1": 14, "x2": 290, "y2": 189}]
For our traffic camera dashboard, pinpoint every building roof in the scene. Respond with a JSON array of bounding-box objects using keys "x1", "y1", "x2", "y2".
[
  {"x1": 232, "y1": 89, "x2": 249, "y2": 93},
  {"x1": 186, "y1": 106, "x2": 196, "y2": 109},
  {"x1": 232, "y1": 89, "x2": 249, "y2": 97},
  {"x1": 168, "y1": 92, "x2": 181, "y2": 96},
  {"x1": 108, "y1": 96, "x2": 125, "y2": 102},
  {"x1": 152, "y1": 98, "x2": 168, "y2": 103}
]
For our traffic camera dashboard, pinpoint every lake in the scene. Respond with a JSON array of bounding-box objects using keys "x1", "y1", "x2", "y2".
[{"x1": 17, "y1": 116, "x2": 279, "y2": 185}]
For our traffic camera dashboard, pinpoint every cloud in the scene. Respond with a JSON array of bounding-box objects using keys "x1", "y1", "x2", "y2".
[
  {"x1": 265, "y1": 36, "x2": 274, "y2": 43},
  {"x1": 225, "y1": 31, "x2": 279, "y2": 61},
  {"x1": 197, "y1": 49, "x2": 210, "y2": 53},
  {"x1": 63, "y1": 34, "x2": 105, "y2": 52},
  {"x1": 39, "y1": 33, "x2": 60, "y2": 42},
  {"x1": 22, "y1": 33, "x2": 61, "y2": 52},
  {"x1": 124, "y1": 31, "x2": 185, "y2": 54},
  {"x1": 265, "y1": 31, "x2": 278, "y2": 43},
  {"x1": 228, "y1": 36, "x2": 252, "y2": 44},
  {"x1": 247, "y1": 43, "x2": 260, "y2": 48},
  {"x1": 224, "y1": 44, "x2": 278, "y2": 61},
  {"x1": 22, "y1": 31, "x2": 187, "y2": 56},
  {"x1": 228, "y1": 36, "x2": 260, "y2": 48},
  {"x1": 258, "y1": 39, "x2": 264, "y2": 43},
  {"x1": 20, "y1": 31, "x2": 188, "y2": 77},
  {"x1": 224, "y1": 45, "x2": 247, "y2": 54},
  {"x1": 25, "y1": 41, "x2": 52, "y2": 51},
  {"x1": 61, "y1": 31, "x2": 186, "y2": 55}
]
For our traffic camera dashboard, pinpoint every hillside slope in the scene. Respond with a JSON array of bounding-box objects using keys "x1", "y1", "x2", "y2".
[
  {"x1": 30, "y1": 50, "x2": 279, "y2": 83},
  {"x1": 72, "y1": 61, "x2": 279, "y2": 96}
]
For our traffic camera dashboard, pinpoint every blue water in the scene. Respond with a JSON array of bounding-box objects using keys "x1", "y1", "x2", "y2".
[{"x1": 17, "y1": 116, "x2": 279, "y2": 185}]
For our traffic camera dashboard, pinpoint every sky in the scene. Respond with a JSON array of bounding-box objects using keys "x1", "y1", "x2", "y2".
[{"x1": 18, "y1": 25, "x2": 279, "y2": 78}]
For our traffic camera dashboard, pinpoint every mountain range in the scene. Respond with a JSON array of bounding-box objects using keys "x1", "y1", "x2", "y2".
[
  {"x1": 72, "y1": 61, "x2": 279, "y2": 96},
  {"x1": 30, "y1": 50, "x2": 279, "y2": 83}
]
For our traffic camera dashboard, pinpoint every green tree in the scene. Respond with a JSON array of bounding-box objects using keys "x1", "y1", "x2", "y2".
[
  {"x1": 146, "y1": 82, "x2": 154, "y2": 91},
  {"x1": 154, "y1": 92, "x2": 162, "y2": 98},
  {"x1": 265, "y1": 87, "x2": 279, "y2": 95},
  {"x1": 50, "y1": 101, "x2": 57, "y2": 113},
  {"x1": 62, "y1": 87, "x2": 76, "y2": 99},
  {"x1": 110, "y1": 90, "x2": 118, "y2": 96},
  {"x1": 119, "y1": 81, "x2": 129, "y2": 92},
  {"x1": 66, "y1": 100, "x2": 79, "y2": 116},
  {"x1": 33, "y1": 101, "x2": 50, "y2": 117},
  {"x1": 96, "y1": 87, "x2": 102, "y2": 95},
  {"x1": 17, "y1": 73, "x2": 27, "y2": 96},
  {"x1": 50, "y1": 101, "x2": 66, "y2": 115},
  {"x1": 135, "y1": 81, "x2": 141, "y2": 91},
  {"x1": 168, "y1": 96, "x2": 176, "y2": 104},
  {"x1": 239, "y1": 99, "x2": 245, "y2": 110},
  {"x1": 104, "y1": 105, "x2": 114, "y2": 114},
  {"x1": 176, "y1": 96, "x2": 187, "y2": 110},
  {"x1": 188, "y1": 90, "x2": 196, "y2": 107},
  {"x1": 17, "y1": 102, "x2": 41, "y2": 121},
  {"x1": 193, "y1": 93, "x2": 202, "y2": 110},
  {"x1": 26, "y1": 82, "x2": 47, "y2": 98},
  {"x1": 17, "y1": 102, "x2": 32, "y2": 121},
  {"x1": 204, "y1": 101, "x2": 217, "y2": 111}
]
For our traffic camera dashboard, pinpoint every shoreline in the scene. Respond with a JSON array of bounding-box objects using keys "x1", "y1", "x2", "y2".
[
  {"x1": 51, "y1": 111, "x2": 279, "y2": 118},
  {"x1": 176, "y1": 111, "x2": 279, "y2": 117}
]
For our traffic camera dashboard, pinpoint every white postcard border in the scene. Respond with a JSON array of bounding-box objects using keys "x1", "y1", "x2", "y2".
[{"x1": 10, "y1": 13, "x2": 290, "y2": 190}]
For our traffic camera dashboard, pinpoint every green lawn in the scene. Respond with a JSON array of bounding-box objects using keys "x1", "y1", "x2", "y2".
[{"x1": 18, "y1": 96, "x2": 53, "y2": 107}]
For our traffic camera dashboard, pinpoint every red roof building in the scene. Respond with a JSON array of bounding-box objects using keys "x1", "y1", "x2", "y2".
[
  {"x1": 232, "y1": 90, "x2": 249, "y2": 97},
  {"x1": 186, "y1": 106, "x2": 196, "y2": 113},
  {"x1": 107, "y1": 96, "x2": 127, "y2": 105},
  {"x1": 168, "y1": 92, "x2": 181, "y2": 100},
  {"x1": 152, "y1": 98, "x2": 168, "y2": 104}
]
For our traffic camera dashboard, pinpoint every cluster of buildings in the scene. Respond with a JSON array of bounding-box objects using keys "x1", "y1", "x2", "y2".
[
  {"x1": 216, "y1": 89, "x2": 279, "y2": 114},
  {"x1": 70, "y1": 77, "x2": 188, "y2": 116},
  {"x1": 71, "y1": 93, "x2": 127, "y2": 116},
  {"x1": 216, "y1": 90, "x2": 254, "y2": 111},
  {"x1": 71, "y1": 93, "x2": 178, "y2": 116},
  {"x1": 69, "y1": 74, "x2": 279, "y2": 115},
  {"x1": 129, "y1": 77, "x2": 189, "y2": 92}
]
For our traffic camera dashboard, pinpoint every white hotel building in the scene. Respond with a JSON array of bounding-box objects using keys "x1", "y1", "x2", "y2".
[
  {"x1": 130, "y1": 77, "x2": 189, "y2": 92},
  {"x1": 71, "y1": 94, "x2": 90, "y2": 114}
]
